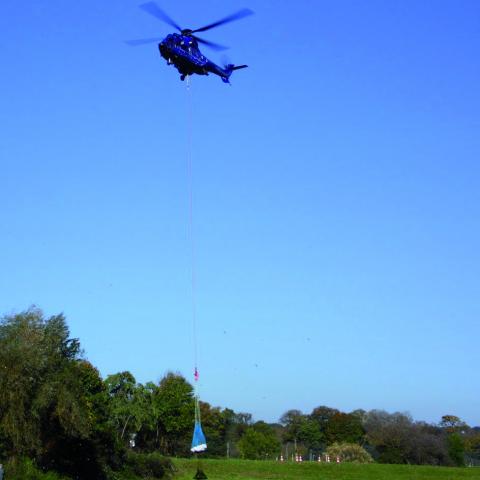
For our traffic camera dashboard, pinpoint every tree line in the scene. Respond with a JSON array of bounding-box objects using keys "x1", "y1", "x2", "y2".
[
  {"x1": 278, "y1": 408, "x2": 479, "y2": 466},
  {"x1": 0, "y1": 309, "x2": 478, "y2": 479}
]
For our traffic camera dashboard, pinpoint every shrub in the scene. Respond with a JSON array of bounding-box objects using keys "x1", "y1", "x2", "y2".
[
  {"x1": 118, "y1": 452, "x2": 176, "y2": 479},
  {"x1": 4, "y1": 457, "x2": 68, "y2": 480},
  {"x1": 326, "y1": 442, "x2": 373, "y2": 463}
]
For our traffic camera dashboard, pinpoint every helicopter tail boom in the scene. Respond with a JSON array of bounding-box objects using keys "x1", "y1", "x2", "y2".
[{"x1": 222, "y1": 64, "x2": 248, "y2": 83}]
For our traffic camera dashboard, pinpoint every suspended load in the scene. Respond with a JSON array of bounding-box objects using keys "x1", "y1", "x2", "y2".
[
  {"x1": 191, "y1": 368, "x2": 207, "y2": 453},
  {"x1": 191, "y1": 417, "x2": 207, "y2": 453}
]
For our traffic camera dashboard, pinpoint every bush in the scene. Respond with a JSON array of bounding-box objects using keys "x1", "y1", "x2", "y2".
[
  {"x1": 4, "y1": 458, "x2": 68, "y2": 480},
  {"x1": 326, "y1": 442, "x2": 373, "y2": 463},
  {"x1": 114, "y1": 452, "x2": 175, "y2": 479}
]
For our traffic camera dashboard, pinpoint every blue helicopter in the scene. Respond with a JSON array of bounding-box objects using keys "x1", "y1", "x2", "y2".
[{"x1": 127, "y1": 2, "x2": 253, "y2": 83}]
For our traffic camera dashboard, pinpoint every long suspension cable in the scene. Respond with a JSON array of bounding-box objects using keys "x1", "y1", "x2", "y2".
[{"x1": 186, "y1": 76, "x2": 200, "y2": 409}]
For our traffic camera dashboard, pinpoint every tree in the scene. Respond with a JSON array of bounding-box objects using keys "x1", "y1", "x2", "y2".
[
  {"x1": 237, "y1": 422, "x2": 280, "y2": 460},
  {"x1": 129, "y1": 373, "x2": 194, "y2": 456},
  {"x1": 305, "y1": 406, "x2": 341, "y2": 451},
  {"x1": 310, "y1": 406, "x2": 340, "y2": 429},
  {"x1": 154, "y1": 372, "x2": 195, "y2": 456},
  {"x1": 405, "y1": 423, "x2": 449, "y2": 466},
  {"x1": 104, "y1": 371, "x2": 145, "y2": 442},
  {"x1": 297, "y1": 418, "x2": 324, "y2": 453},
  {"x1": 0, "y1": 308, "x2": 122, "y2": 479},
  {"x1": 222, "y1": 409, "x2": 253, "y2": 458},
  {"x1": 440, "y1": 415, "x2": 469, "y2": 434},
  {"x1": 222, "y1": 408, "x2": 240, "y2": 456},
  {"x1": 439, "y1": 416, "x2": 468, "y2": 467},
  {"x1": 465, "y1": 431, "x2": 480, "y2": 465},
  {"x1": 40, "y1": 361, "x2": 122, "y2": 479},
  {"x1": 232, "y1": 412, "x2": 253, "y2": 440},
  {"x1": 136, "y1": 381, "x2": 162, "y2": 451},
  {"x1": 364, "y1": 410, "x2": 414, "y2": 464},
  {"x1": 325, "y1": 413, "x2": 365, "y2": 445},
  {"x1": 364, "y1": 410, "x2": 455, "y2": 466},
  {"x1": 0, "y1": 308, "x2": 85, "y2": 459},
  {"x1": 447, "y1": 433, "x2": 465, "y2": 467},
  {"x1": 279, "y1": 410, "x2": 305, "y2": 452},
  {"x1": 197, "y1": 402, "x2": 226, "y2": 457}
]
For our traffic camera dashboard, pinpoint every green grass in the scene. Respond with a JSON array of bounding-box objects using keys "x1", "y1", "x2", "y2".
[{"x1": 172, "y1": 458, "x2": 480, "y2": 480}]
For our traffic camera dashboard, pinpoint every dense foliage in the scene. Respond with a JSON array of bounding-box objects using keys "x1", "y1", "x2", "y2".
[
  {"x1": 326, "y1": 443, "x2": 373, "y2": 463},
  {"x1": 236, "y1": 422, "x2": 280, "y2": 459},
  {"x1": 279, "y1": 408, "x2": 477, "y2": 466},
  {"x1": 0, "y1": 308, "x2": 477, "y2": 479}
]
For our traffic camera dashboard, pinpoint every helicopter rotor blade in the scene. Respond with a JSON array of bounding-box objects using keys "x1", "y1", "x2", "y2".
[
  {"x1": 139, "y1": 2, "x2": 182, "y2": 31},
  {"x1": 125, "y1": 37, "x2": 164, "y2": 46},
  {"x1": 191, "y1": 8, "x2": 254, "y2": 34},
  {"x1": 194, "y1": 36, "x2": 229, "y2": 51}
]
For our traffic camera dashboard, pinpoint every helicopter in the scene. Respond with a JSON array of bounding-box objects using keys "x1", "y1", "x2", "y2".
[{"x1": 127, "y1": 2, "x2": 253, "y2": 83}]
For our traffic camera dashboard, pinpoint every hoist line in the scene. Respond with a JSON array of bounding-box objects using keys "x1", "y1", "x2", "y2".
[
  {"x1": 185, "y1": 78, "x2": 206, "y2": 462},
  {"x1": 186, "y1": 76, "x2": 200, "y2": 422}
]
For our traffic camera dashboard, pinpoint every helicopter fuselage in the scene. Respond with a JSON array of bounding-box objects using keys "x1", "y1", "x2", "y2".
[
  {"x1": 127, "y1": 3, "x2": 252, "y2": 83},
  {"x1": 158, "y1": 33, "x2": 234, "y2": 82}
]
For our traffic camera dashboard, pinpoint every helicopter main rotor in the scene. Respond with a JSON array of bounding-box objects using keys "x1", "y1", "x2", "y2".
[{"x1": 127, "y1": 2, "x2": 254, "y2": 51}]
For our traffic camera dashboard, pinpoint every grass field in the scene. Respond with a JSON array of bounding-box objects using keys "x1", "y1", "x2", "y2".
[{"x1": 173, "y1": 458, "x2": 480, "y2": 480}]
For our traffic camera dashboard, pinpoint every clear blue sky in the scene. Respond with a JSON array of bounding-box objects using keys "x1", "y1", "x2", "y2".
[{"x1": 1, "y1": 0, "x2": 479, "y2": 426}]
